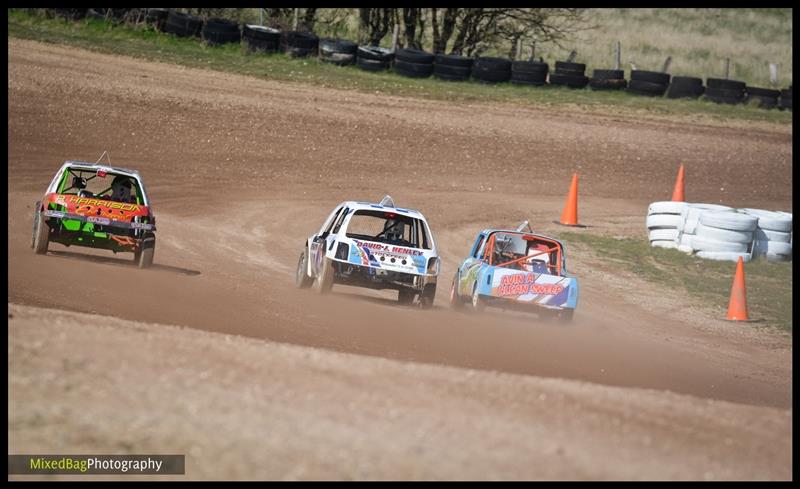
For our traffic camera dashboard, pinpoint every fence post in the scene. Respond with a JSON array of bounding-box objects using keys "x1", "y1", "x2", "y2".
[
  {"x1": 614, "y1": 40, "x2": 621, "y2": 71},
  {"x1": 724, "y1": 58, "x2": 730, "y2": 79},
  {"x1": 293, "y1": 8, "x2": 298, "y2": 30},
  {"x1": 515, "y1": 37, "x2": 522, "y2": 61},
  {"x1": 566, "y1": 49, "x2": 577, "y2": 62},
  {"x1": 529, "y1": 41, "x2": 536, "y2": 62},
  {"x1": 259, "y1": 8, "x2": 263, "y2": 27},
  {"x1": 661, "y1": 56, "x2": 672, "y2": 73},
  {"x1": 769, "y1": 63, "x2": 779, "y2": 87}
]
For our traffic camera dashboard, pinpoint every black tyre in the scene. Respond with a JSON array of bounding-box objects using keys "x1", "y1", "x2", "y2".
[
  {"x1": 591, "y1": 69, "x2": 624, "y2": 80},
  {"x1": 557, "y1": 308, "x2": 575, "y2": 323},
  {"x1": 33, "y1": 211, "x2": 49, "y2": 255},
  {"x1": 746, "y1": 87, "x2": 780, "y2": 98},
  {"x1": 779, "y1": 88, "x2": 792, "y2": 111},
  {"x1": 433, "y1": 64, "x2": 471, "y2": 81},
  {"x1": 164, "y1": 11, "x2": 202, "y2": 38},
  {"x1": 510, "y1": 77, "x2": 547, "y2": 86},
  {"x1": 449, "y1": 276, "x2": 463, "y2": 310},
  {"x1": 665, "y1": 83, "x2": 704, "y2": 99},
  {"x1": 319, "y1": 38, "x2": 357, "y2": 55},
  {"x1": 474, "y1": 57, "x2": 512, "y2": 72},
  {"x1": 394, "y1": 60, "x2": 433, "y2": 78},
  {"x1": 548, "y1": 73, "x2": 589, "y2": 89},
  {"x1": 470, "y1": 286, "x2": 485, "y2": 313},
  {"x1": 398, "y1": 288, "x2": 416, "y2": 305},
  {"x1": 589, "y1": 78, "x2": 628, "y2": 90},
  {"x1": 242, "y1": 24, "x2": 280, "y2": 43},
  {"x1": 670, "y1": 76, "x2": 703, "y2": 86},
  {"x1": 31, "y1": 202, "x2": 41, "y2": 250},
  {"x1": 472, "y1": 68, "x2": 512, "y2": 83},
  {"x1": 626, "y1": 79, "x2": 668, "y2": 96},
  {"x1": 135, "y1": 237, "x2": 155, "y2": 268},
  {"x1": 356, "y1": 57, "x2": 390, "y2": 71},
  {"x1": 435, "y1": 53, "x2": 473, "y2": 68},
  {"x1": 706, "y1": 78, "x2": 746, "y2": 91},
  {"x1": 395, "y1": 48, "x2": 434, "y2": 64},
  {"x1": 555, "y1": 61, "x2": 586, "y2": 75},
  {"x1": 320, "y1": 52, "x2": 356, "y2": 66},
  {"x1": 419, "y1": 283, "x2": 436, "y2": 310},
  {"x1": 313, "y1": 257, "x2": 334, "y2": 294},
  {"x1": 283, "y1": 31, "x2": 319, "y2": 53},
  {"x1": 705, "y1": 86, "x2": 745, "y2": 99},
  {"x1": 202, "y1": 18, "x2": 241, "y2": 46},
  {"x1": 630, "y1": 70, "x2": 670, "y2": 85},
  {"x1": 512, "y1": 61, "x2": 549, "y2": 75},
  {"x1": 357, "y1": 45, "x2": 394, "y2": 62},
  {"x1": 295, "y1": 249, "x2": 313, "y2": 289},
  {"x1": 704, "y1": 94, "x2": 743, "y2": 105},
  {"x1": 511, "y1": 69, "x2": 548, "y2": 84},
  {"x1": 287, "y1": 47, "x2": 314, "y2": 58},
  {"x1": 244, "y1": 38, "x2": 279, "y2": 53}
]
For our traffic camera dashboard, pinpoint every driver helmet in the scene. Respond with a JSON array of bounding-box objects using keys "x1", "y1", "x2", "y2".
[
  {"x1": 384, "y1": 219, "x2": 404, "y2": 242},
  {"x1": 523, "y1": 243, "x2": 550, "y2": 272},
  {"x1": 111, "y1": 175, "x2": 133, "y2": 202}
]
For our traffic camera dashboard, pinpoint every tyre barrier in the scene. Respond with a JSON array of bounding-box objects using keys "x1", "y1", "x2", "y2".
[
  {"x1": 145, "y1": 8, "x2": 169, "y2": 31},
  {"x1": 395, "y1": 48, "x2": 434, "y2": 78},
  {"x1": 589, "y1": 68, "x2": 626, "y2": 91},
  {"x1": 164, "y1": 10, "x2": 202, "y2": 38},
  {"x1": 627, "y1": 70, "x2": 670, "y2": 97},
  {"x1": 282, "y1": 31, "x2": 319, "y2": 58},
  {"x1": 510, "y1": 61, "x2": 548, "y2": 86},
  {"x1": 434, "y1": 54, "x2": 473, "y2": 82},
  {"x1": 319, "y1": 38, "x2": 357, "y2": 66},
  {"x1": 242, "y1": 25, "x2": 281, "y2": 53},
  {"x1": 646, "y1": 201, "x2": 687, "y2": 249},
  {"x1": 550, "y1": 60, "x2": 588, "y2": 89},
  {"x1": 472, "y1": 57, "x2": 512, "y2": 83},
  {"x1": 779, "y1": 86, "x2": 792, "y2": 111},
  {"x1": 356, "y1": 46, "x2": 393, "y2": 72},
  {"x1": 666, "y1": 76, "x2": 704, "y2": 99},
  {"x1": 745, "y1": 87, "x2": 780, "y2": 109},
  {"x1": 704, "y1": 78, "x2": 746, "y2": 105},
  {"x1": 739, "y1": 208, "x2": 792, "y2": 261},
  {"x1": 202, "y1": 18, "x2": 241, "y2": 46}
]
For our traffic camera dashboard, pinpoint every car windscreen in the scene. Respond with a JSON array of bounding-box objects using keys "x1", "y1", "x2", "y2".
[
  {"x1": 489, "y1": 232, "x2": 558, "y2": 270},
  {"x1": 58, "y1": 168, "x2": 142, "y2": 204},
  {"x1": 345, "y1": 209, "x2": 431, "y2": 249}
]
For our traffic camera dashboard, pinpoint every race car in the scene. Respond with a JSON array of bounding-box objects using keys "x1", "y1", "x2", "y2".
[
  {"x1": 31, "y1": 159, "x2": 157, "y2": 268},
  {"x1": 295, "y1": 195, "x2": 439, "y2": 308},
  {"x1": 450, "y1": 222, "x2": 579, "y2": 322}
]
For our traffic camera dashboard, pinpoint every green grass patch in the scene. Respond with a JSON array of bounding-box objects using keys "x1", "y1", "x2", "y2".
[
  {"x1": 8, "y1": 10, "x2": 792, "y2": 126},
  {"x1": 560, "y1": 232, "x2": 792, "y2": 332}
]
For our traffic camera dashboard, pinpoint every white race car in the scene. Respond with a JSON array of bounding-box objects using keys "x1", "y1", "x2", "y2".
[{"x1": 296, "y1": 196, "x2": 439, "y2": 308}]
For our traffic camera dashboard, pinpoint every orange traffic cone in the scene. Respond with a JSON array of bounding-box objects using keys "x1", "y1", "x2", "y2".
[
  {"x1": 726, "y1": 257, "x2": 750, "y2": 321},
  {"x1": 671, "y1": 164, "x2": 685, "y2": 202},
  {"x1": 556, "y1": 173, "x2": 583, "y2": 227}
]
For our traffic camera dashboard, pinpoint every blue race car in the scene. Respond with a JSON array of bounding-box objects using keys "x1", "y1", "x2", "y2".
[{"x1": 449, "y1": 222, "x2": 579, "y2": 322}]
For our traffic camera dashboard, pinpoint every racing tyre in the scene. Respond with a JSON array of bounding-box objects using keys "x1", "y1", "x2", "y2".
[
  {"x1": 449, "y1": 276, "x2": 463, "y2": 310},
  {"x1": 295, "y1": 249, "x2": 313, "y2": 288},
  {"x1": 31, "y1": 201, "x2": 41, "y2": 249},
  {"x1": 419, "y1": 283, "x2": 436, "y2": 309},
  {"x1": 33, "y1": 211, "x2": 49, "y2": 255},
  {"x1": 557, "y1": 308, "x2": 575, "y2": 324},
  {"x1": 135, "y1": 239, "x2": 155, "y2": 269},
  {"x1": 398, "y1": 288, "x2": 416, "y2": 305},
  {"x1": 314, "y1": 256, "x2": 334, "y2": 294},
  {"x1": 471, "y1": 286, "x2": 485, "y2": 313}
]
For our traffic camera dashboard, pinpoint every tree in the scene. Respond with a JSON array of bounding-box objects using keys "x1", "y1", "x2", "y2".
[
  {"x1": 430, "y1": 8, "x2": 459, "y2": 54},
  {"x1": 358, "y1": 8, "x2": 393, "y2": 46}
]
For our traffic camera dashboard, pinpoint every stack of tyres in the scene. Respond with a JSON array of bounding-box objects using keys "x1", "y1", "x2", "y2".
[
  {"x1": 319, "y1": 38, "x2": 358, "y2": 66},
  {"x1": 356, "y1": 46, "x2": 393, "y2": 71},
  {"x1": 471, "y1": 57, "x2": 512, "y2": 83},
  {"x1": 704, "y1": 78, "x2": 746, "y2": 105},
  {"x1": 242, "y1": 25, "x2": 281, "y2": 53},
  {"x1": 164, "y1": 10, "x2": 203, "y2": 38},
  {"x1": 692, "y1": 211, "x2": 757, "y2": 262},
  {"x1": 677, "y1": 203, "x2": 734, "y2": 253},
  {"x1": 740, "y1": 209, "x2": 792, "y2": 262},
  {"x1": 282, "y1": 31, "x2": 319, "y2": 58},
  {"x1": 202, "y1": 18, "x2": 241, "y2": 46},
  {"x1": 627, "y1": 70, "x2": 670, "y2": 97},
  {"x1": 394, "y1": 49, "x2": 435, "y2": 78},
  {"x1": 549, "y1": 61, "x2": 588, "y2": 88},
  {"x1": 779, "y1": 86, "x2": 792, "y2": 111},
  {"x1": 433, "y1": 54, "x2": 472, "y2": 82},
  {"x1": 510, "y1": 61, "x2": 548, "y2": 86},
  {"x1": 745, "y1": 87, "x2": 781, "y2": 109},
  {"x1": 666, "y1": 76, "x2": 705, "y2": 99},
  {"x1": 588, "y1": 69, "x2": 626, "y2": 90},
  {"x1": 145, "y1": 8, "x2": 169, "y2": 31},
  {"x1": 646, "y1": 201, "x2": 688, "y2": 249}
]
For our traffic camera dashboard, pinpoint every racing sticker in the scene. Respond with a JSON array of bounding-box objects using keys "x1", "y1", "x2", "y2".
[
  {"x1": 494, "y1": 272, "x2": 565, "y2": 298},
  {"x1": 49, "y1": 194, "x2": 149, "y2": 222}
]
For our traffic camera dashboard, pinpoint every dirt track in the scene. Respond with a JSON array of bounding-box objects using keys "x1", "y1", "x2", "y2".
[{"x1": 7, "y1": 39, "x2": 793, "y2": 479}]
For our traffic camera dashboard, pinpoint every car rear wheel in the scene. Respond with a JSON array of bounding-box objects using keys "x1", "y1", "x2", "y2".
[
  {"x1": 135, "y1": 242, "x2": 155, "y2": 269},
  {"x1": 419, "y1": 283, "x2": 436, "y2": 309},
  {"x1": 398, "y1": 287, "x2": 416, "y2": 305},
  {"x1": 295, "y1": 249, "x2": 313, "y2": 289},
  {"x1": 33, "y1": 211, "x2": 50, "y2": 255},
  {"x1": 471, "y1": 286, "x2": 485, "y2": 312},
  {"x1": 313, "y1": 256, "x2": 334, "y2": 294},
  {"x1": 557, "y1": 309, "x2": 575, "y2": 323}
]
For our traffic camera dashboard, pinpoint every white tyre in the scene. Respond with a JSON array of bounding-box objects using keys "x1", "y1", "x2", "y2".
[
  {"x1": 699, "y1": 211, "x2": 758, "y2": 232},
  {"x1": 753, "y1": 239, "x2": 792, "y2": 257},
  {"x1": 651, "y1": 240, "x2": 678, "y2": 249},
  {"x1": 649, "y1": 228, "x2": 680, "y2": 241},
  {"x1": 766, "y1": 253, "x2": 791, "y2": 262},
  {"x1": 695, "y1": 222, "x2": 754, "y2": 244},
  {"x1": 695, "y1": 251, "x2": 752, "y2": 262},
  {"x1": 678, "y1": 233, "x2": 694, "y2": 248},
  {"x1": 755, "y1": 228, "x2": 791, "y2": 243},
  {"x1": 739, "y1": 208, "x2": 792, "y2": 232},
  {"x1": 677, "y1": 244, "x2": 694, "y2": 254},
  {"x1": 690, "y1": 235, "x2": 749, "y2": 253},
  {"x1": 648, "y1": 201, "x2": 687, "y2": 215},
  {"x1": 646, "y1": 214, "x2": 684, "y2": 229},
  {"x1": 682, "y1": 205, "x2": 734, "y2": 234}
]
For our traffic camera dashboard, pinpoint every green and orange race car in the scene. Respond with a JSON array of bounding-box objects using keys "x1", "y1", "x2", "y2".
[{"x1": 31, "y1": 160, "x2": 157, "y2": 268}]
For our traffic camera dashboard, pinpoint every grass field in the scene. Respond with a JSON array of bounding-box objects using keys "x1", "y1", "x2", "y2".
[
  {"x1": 560, "y1": 232, "x2": 793, "y2": 333},
  {"x1": 7, "y1": 10, "x2": 792, "y2": 126}
]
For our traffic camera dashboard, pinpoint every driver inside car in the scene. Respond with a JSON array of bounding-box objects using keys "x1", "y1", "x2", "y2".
[{"x1": 109, "y1": 175, "x2": 135, "y2": 203}]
